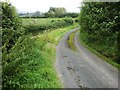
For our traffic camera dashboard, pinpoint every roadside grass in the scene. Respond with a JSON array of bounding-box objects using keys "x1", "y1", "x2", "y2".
[
  {"x1": 3, "y1": 21, "x2": 78, "y2": 88},
  {"x1": 79, "y1": 32, "x2": 120, "y2": 69},
  {"x1": 30, "y1": 24, "x2": 78, "y2": 88},
  {"x1": 68, "y1": 31, "x2": 78, "y2": 51}
]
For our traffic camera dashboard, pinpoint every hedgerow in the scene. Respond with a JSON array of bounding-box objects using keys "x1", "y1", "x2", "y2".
[
  {"x1": 1, "y1": 1, "x2": 74, "y2": 88},
  {"x1": 79, "y1": 2, "x2": 120, "y2": 64}
]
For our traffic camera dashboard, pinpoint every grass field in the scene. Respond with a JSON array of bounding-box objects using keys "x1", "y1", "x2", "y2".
[
  {"x1": 22, "y1": 18, "x2": 75, "y2": 34},
  {"x1": 22, "y1": 18, "x2": 63, "y2": 26}
]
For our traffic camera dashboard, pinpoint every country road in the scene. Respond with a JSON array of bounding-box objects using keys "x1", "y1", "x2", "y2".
[{"x1": 55, "y1": 28, "x2": 119, "y2": 88}]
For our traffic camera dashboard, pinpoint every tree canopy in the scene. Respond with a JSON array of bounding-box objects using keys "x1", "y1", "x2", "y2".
[{"x1": 44, "y1": 7, "x2": 67, "y2": 18}]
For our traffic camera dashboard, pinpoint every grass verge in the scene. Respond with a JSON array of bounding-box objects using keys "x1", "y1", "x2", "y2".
[
  {"x1": 68, "y1": 31, "x2": 78, "y2": 51},
  {"x1": 79, "y1": 32, "x2": 120, "y2": 69},
  {"x1": 3, "y1": 24, "x2": 79, "y2": 88},
  {"x1": 30, "y1": 24, "x2": 79, "y2": 88}
]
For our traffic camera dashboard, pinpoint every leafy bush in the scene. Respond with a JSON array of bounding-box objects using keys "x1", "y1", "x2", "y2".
[
  {"x1": 74, "y1": 18, "x2": 79, "y2": 23},
  {"x1": 2, "y1": 1, "x2": 24, "y2": 53},
  {"x1": 1, "y1": 1, "x2": 24, "y2": 88},
  {"x1": 2, "y1": 36, "x2": 34, "y2": 88},
  {"x1": 79, "y1": 2, "x2": 120, "y2": 63}
]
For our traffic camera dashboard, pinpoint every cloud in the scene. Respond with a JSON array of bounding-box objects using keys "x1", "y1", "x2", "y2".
[{"x1": 2, "y1": 0, "x2": 82, "y2": 13}]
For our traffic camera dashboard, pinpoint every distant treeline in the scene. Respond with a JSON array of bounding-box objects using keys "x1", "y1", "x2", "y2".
[{"x1": 19, "y1": 7, "x2": 79, "y2": 18}]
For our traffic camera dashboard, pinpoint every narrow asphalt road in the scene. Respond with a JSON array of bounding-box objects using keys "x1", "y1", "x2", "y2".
[{"x1": 55, "y1": 28, "x2": 118, "y2": 88}]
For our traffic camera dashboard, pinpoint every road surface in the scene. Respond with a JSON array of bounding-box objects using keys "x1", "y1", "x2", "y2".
[{"x1": 55, "y1": 28, "x2": 118, "y2": 88}]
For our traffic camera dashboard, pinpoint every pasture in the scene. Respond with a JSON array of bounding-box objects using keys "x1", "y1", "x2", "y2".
[
  {"x1": 22, "y1": 18, "x2": 74, "y2": 34},
  {"x1": 22, "y1": 18, "x2": 63, "y2": 26}
]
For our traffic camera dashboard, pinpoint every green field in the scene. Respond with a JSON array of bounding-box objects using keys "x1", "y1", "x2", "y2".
[
  {"x1": 22, "y1": 18, "x2": 75, "y2": 34},
  {"x1": 22, "y1": 18, "x2": 63, "y2": 26}
]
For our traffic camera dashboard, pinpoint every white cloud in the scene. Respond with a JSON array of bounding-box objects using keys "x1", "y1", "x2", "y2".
[{"x1": 1, "y1": 0, "x2": 82, "y2": 13}]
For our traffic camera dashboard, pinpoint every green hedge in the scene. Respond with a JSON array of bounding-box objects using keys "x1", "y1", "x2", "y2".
[{"x1": 79, "y1": 2, "x2": 120, "y2": 64}]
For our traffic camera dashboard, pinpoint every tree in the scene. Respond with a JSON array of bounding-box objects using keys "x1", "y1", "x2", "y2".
[
  {"x1": 32, "y1": 11, "x2": 43, "y2": 17},
  {"x1": 45, "y1": 7, "x2": 67, "y2": 18}
]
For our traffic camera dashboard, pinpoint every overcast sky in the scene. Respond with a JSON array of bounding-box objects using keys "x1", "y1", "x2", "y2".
[{"x1": 2, "y1": 0, "x2": 82, "y2": 13}]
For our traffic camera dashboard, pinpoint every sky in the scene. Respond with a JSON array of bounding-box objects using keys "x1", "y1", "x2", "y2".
[{"x1": 2, "y1": 0, "x2": 83, "y2": 13}]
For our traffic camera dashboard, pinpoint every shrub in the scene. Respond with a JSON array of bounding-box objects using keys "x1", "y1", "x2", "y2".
[
  {"x1": 75, "y1": 18, "x2": 79, "y2": 23},
  {"x1": 79, "y1": 2, "x2": 120, "y2": 63},
  {"x1": 2, "y1": 1, "x2": 24, "y2": 52},
  {"x1": 1, "y1": 1, "x2": 25, "y2": 88}
]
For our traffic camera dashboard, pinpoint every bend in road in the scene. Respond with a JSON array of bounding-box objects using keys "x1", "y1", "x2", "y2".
[{"x1": 56, "y1": 28, "x2": 118, "y2": 88}]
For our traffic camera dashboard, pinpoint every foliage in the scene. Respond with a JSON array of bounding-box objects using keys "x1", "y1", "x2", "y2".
[
  {"x1": 1, "y1": 1, "x2": 24, "y2": 88},
  {"x1": 44, "y1": 7, "x2": 78, "y2": 18},
  {"x1": 66, "y1": 12, "x2": 79, "y2": 18},
  {"x1": 23, "y1": 18, "x2": 74, "y2": 34},
  {"x1": 2, "y1": 35, "x2": 61, "y2": 88},
  {"x1": 1, "y1": 1, "x2": 78, "y2": 88},
  {"x1": 2, "y1": 1, "x2": 24, "y2": 53},
  {"x1": 19, "y1": 7, "x2": 79, "y2": 18},
  {"x1": 74, "y1": 18, "x2": 79, "y2": 23},
  {"x1": 1, "y1": 1, "x2": 25, "y2": 77},
  {"x1": 79, "y1": 2, "x2": 120, "y2": 64},
  {"x1": 2, "y1": 25, "x2": 77, "y2": 88},
  {"x1": 2, "y1": 2, "x2": 21, "y2": 29},
  {"x1": 44, "y1": 7, "x2": 67, "y2": 18}
]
